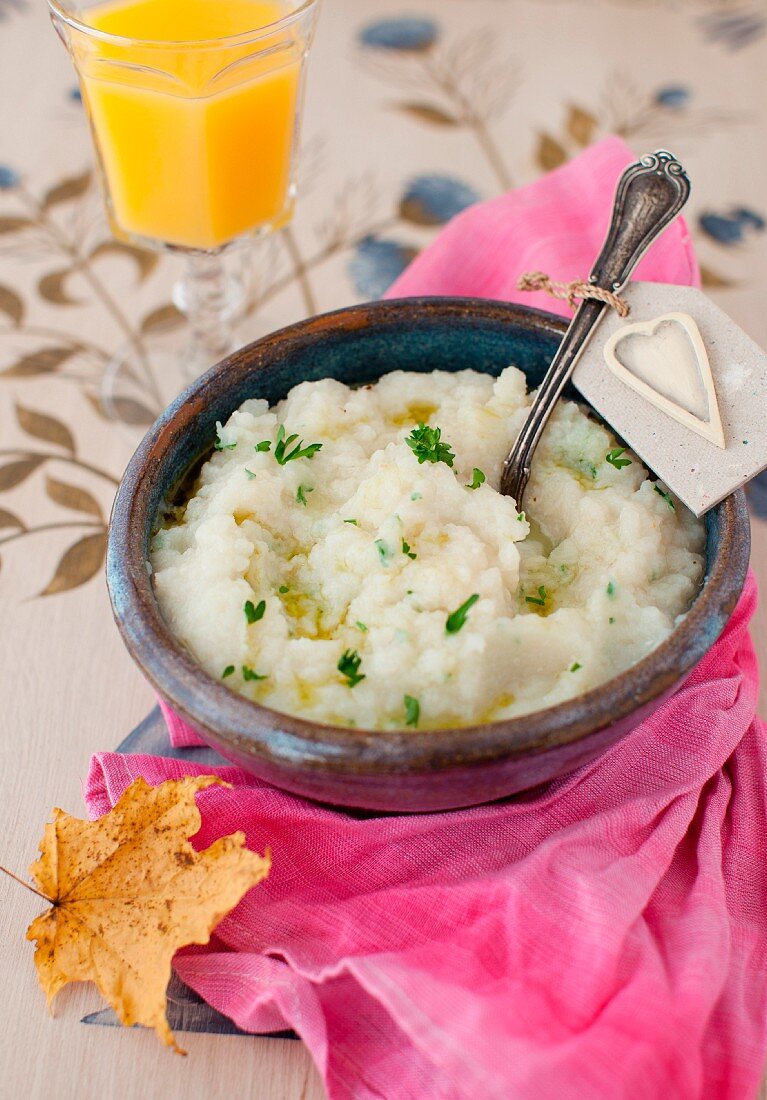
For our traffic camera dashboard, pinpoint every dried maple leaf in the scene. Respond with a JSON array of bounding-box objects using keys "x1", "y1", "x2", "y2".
[{"x1": 26, "y1": 776, "x2": 270, "y2": 1052}]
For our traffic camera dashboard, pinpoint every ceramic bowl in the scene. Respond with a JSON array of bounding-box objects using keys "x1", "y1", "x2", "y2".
[{"x1": 107, "y1": 297, "x2": 750, "y2": 812}]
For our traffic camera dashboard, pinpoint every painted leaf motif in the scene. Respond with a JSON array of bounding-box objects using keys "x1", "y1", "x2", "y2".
[
  {"x1": 90, "y1": 241, "x2": 159, "y2": 282},
  {"x1": 0, "y1": 457, "x2": 44, "y2": 491},
  {"x1": 42, "y1": 171, "x2": 91, "y2": 210},
  {"x1": 0, "y1": 507, "x2": 24, "y2": 530},
  {"x1": 566, "y1": 104, "x2": 598, "y2": 146},
  {"x1": 397, "y1": 102, "x2": 460, "y2": 126},
  {"x1": 86, "y1": 392, "x2": 158, "y2": 427},
  {"x1": 536, "y1": 132, "x2": 568, "y2": 172},
  {"x1": 45, "y1": 476, "x2": 102, "y2": 519},
  {"x1": 141, "y1": 303, "x2": 184, "y2": 335},
  {"x1": 26, "y1": 776, "x2": 271, "y2": 1051},
  {"x1": 0, "y1": 216, "x2": 34, "y2": 235},
  {"x1": 16, "y1": 403, "x2": 75, "y2": 453},
  {"x1": 39, "y1": 530, "x2": 107, "y2": 596},
  {"x1": 38, "y1": 269, "x2": 81, "y2": 307},
  {"x1": 1, "y1": 347, "x2": 74, "y2": 378},
  {"x1": 0, "y1": 284, "x2": 24, "y2": 326},
  {"x1": 700, "y1": 264, "x2": 737, "y2": 288}
]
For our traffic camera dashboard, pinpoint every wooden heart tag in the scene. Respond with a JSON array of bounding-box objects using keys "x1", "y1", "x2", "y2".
[{"x1": 603, "y1": 312, "x2": 725, "y2": 449}]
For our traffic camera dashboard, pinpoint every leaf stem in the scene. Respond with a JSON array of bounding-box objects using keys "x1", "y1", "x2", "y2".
[
  {"x1": 0, "y1": 520, "x2": 105, "y2": 549},
  {"x1": 0, "y1": 448, "x2": 120, "y2": 486},
  {"x1": 280, "y1": 225, "x2": 318, "y2": 316},
  {"x1": 17, "y1": 186, "x2": 164, "y2": 410},
  {"x1": 0, "y1": 863, "x2": 50, "y2": 902}
]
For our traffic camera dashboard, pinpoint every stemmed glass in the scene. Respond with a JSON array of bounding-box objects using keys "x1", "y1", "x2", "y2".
[{"x1": 48, "y1": 0, "x2": 320, "y2": 414}]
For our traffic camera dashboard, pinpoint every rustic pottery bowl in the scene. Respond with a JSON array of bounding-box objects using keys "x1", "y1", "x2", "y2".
[{"x1": 107, "y1": 298, "x2": 750, "y2": 812}]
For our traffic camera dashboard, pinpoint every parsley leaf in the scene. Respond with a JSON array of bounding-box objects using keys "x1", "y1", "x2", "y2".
[
  {"x1": 242, "y1": 665, "x2": 267, "y2": 682},
  {"x1": 244, "y1": 599, "x2": 266, "y2": 624},
  {"x1": 338, "y1": 648, "x2": 365, "y2": 687},
  {"x1": 653, "y1": 484, "x2": 675, "y2": 510},
  {"x1": 607, "y1": 580, "x2": 616, "y2": 598},
  {"x1": 405, "y1": 422, "x2": 455, "y2": 467},
  {"x1": 609, "y1": 616, "x2": 616, "y2": 624},
  {"x1": 411, "y1": 491, "x2": 422, "y2": 501},
  {"x1": 296, "y1": 484, "x2": 313, "y2": 506},
  {"x1": 569, "y1": 662, "x2": 582, "y2": 672},
  {"x1": 375, "y1": 538, "x2": 390, "y2": 565},
  {"x1": 244, "y1": 468, "x2": 257, "y2": 480},
  {"x1": 466, "y1": 468, "x2": 486, "y2": 490},
  {"x1": 525, "y1": 585, "x2": 547, "y2": 607},
  {"x1": 273, "y1": 423, "x2": 322, "y2": 465},
  {"x1": 356, "y1": 621, "x2": 368, "y2": 632},
  {"x1": 221, "y1": 665, "x2": 235, "y2": 679},
  {"x1": 446, "y1": 593, "x2": 480, "y2": 633},
  {"x1": 404, "y1": 695, "x2": 420, "y2": 728},
  {"x1": 606, "y1": 447, "x2": 632, "y2": 470},
  {"x1": 255, "y1": 440, "x2": 271, "y2": 453},
  {"x1": 402, "y1": 539, "x2": 417, "y2": 560},
  {"x1": 344, "y1": 518, "x2": 358, "y2": 526},
  {"x1": 214, "y1": 438, "x2": 237, "y2": 451},
  {"x1": 278, "y1": 585, "x2": 289, "y2": 594}
]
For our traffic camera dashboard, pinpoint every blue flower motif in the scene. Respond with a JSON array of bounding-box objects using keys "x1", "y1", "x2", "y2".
[
  {"x1": 348, "y1": 237, "x2": 418, "y2": 299},
  {"x1": 0, "y1": 165, "x2": 19, "y2": 190},
  {"x1": 399, "y1": 174, "x2": 480, "y2": 226},
  {"x1": 358, "y1": 16, "x2": 437, "y2": 52},
  {"x1": 746, "y1": 470, "x2": 767, "y2": 520},
  {"x1": 69, "y1": 85, "x2": 82, "y2": 103},
  {"x1": 699, "y1": 208, "x2": 766, "y2": 245},
  {"x1": 654, "y1": 86, "x2": 690, "y2": 110}
]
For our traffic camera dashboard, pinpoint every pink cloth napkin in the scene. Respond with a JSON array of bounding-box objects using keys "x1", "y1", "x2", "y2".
[{"x1": 86, "y1": 138, "x2": 767, "y2": 1098}]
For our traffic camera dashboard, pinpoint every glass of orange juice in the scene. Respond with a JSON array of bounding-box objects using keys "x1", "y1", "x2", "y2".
[{"x1": 48, "y1": 0, "x2": 320, "y2": 389}]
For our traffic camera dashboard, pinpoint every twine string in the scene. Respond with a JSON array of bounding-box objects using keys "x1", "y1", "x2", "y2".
[{"x1": 517, "y1": 271, "x2": 630, "y2": 318}]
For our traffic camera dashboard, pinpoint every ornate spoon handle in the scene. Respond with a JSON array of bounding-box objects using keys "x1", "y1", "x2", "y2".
[{"x1": 500, "y1": 150, "x2": 691, "y2": 504}]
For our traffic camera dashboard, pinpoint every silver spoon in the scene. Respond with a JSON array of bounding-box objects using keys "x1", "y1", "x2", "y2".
[{"x1": 500, "y1": 150, "x2": 691, "y2": 505}]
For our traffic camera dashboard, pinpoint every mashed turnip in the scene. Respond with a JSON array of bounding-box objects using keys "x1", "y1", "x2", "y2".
[{"x1": 150, "y1": 367, "x2": 704, "y2": 730}]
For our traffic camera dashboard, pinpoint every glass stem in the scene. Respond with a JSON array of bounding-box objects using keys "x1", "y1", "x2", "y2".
[{"x1": 175, "y1": 251, "x2": 242, "y2": 372}]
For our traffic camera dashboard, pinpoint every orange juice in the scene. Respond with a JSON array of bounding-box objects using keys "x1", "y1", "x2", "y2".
[{"x1": 78, "y1": 0, "x2": 301, "y2": 249}]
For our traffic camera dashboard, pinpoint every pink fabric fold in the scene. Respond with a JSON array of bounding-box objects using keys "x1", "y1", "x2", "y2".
[{"x1": 88, "y1": 138, "x2": 767, "y2": 1098}]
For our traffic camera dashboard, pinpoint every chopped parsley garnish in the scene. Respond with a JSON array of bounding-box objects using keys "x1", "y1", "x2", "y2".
[
  {"x1": 244, "y1": 468, "x2": 257, "y2": 480},
  {"x1": 446, "y1": 593, "x2": 480, "y2": 633},
  {"x1": 338, "y1": 648, "x2": 365, "y2": 688},
  {"x1": 606, "y1": 447, "x2": 632, "y2": 470},
  {"x1": 607, "y1": 581, "x2": 616, "y2": 598},
  {"x1": 242, "y1": 665, "x2": 267, "y2": 682},
  {"x1": 402, "y1": 539, "x2": 417, "y2": 559},
  {"x1": 296, "y1": 484, "x2": 313, "y2": 506},
  {"x1": 517, "y1": 511, "x2": 525, "y2": 522},
  {"x1": 525, "y1": 585, "x2": 547, "y2": 608},
  {"x1": 278, "y1": 585, "x2": 289, "y2": 594},
  {"x1": 404, "y1": 694, "x2": 420, "y2": 727},
  {"x1": 609, "y1": 617, "x2": 616, "y2": 624},
  {"x1": 569, "y1": 662, "x2": 582, "y2": 672},
  {"x1": 221, "y1": 665, "x2": 235, "y2": 679},
  {"x1": 375, "y1": 538, "x2": 390, "y2": 564},
  {"x1": 411, "y1": 491, "x2": 422, "y2": 501},
  {"x1": 466, "y1": 468, "x2": 486, "y2": 490},
  {"x1": 344, "y1": 518, "x2": 358, "y2": 526},
  {"x1": 356, "y1": 621, "x2": 368, "y2": 632},
  {"x1": 653, "y1": 484, "x2": 675, "y2": 510},
  {"x1": 405, "y1": 422, "x2": 455, "y2": 467},
  {"x1": 255, "y1": 440, "x2": 271, "y2": 452},
  {"x1": 214, "y1": 438, "x2": 237, "y2": 451},
  {"x1": 244, "y1": 599, "x2": 266, "y2": 624},
  {"x1": 273, "y1": 423, "x2": 323, "y2": 465}
]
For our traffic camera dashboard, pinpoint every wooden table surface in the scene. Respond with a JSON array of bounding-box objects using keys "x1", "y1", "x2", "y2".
[{"x1": 1, "y1": 0, "x2": 766, "y2": 1096}]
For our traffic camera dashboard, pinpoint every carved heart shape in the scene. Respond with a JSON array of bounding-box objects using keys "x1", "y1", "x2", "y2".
[{"x1": 604, "y1": 312, "x2": 725, "y2": 449}]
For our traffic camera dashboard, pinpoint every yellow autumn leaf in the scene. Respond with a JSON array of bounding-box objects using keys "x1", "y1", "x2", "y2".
[{"x1": 26, "y1": 776, "x2": 270, "y2": 1053}]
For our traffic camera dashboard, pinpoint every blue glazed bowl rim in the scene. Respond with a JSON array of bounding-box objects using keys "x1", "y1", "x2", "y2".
[{"x1": 107, "y1": 296, "x2": 751, "y2": 776}]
